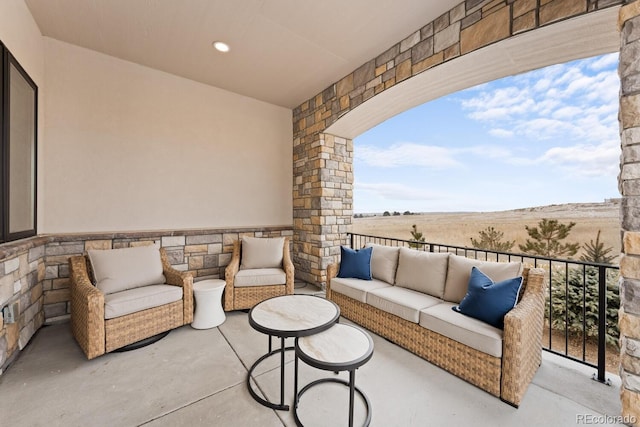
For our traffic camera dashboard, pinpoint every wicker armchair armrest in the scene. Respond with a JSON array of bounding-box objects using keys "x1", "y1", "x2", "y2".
[
  {"x1": 224, "y1": 240, "x2": 241, "y2": 310},
  {"x1": 160, "y1": 248, "x2": 194, "y2": 324},
  {"x1": 326, "y1": 263, "x2": 340, "y2": 299},
  {"x1": 69, "y1": 255, "x2": 105, "y2": 360},
  {"x1": 283, "y1": 237, "x2": 295, "y2": 295},
  {"x1": 501, "y1": 267, "x2": 547, "y2": 407}
]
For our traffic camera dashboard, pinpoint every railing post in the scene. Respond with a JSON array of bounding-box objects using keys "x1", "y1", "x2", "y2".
[
  {"x1": 592, "y1": 265, "x2": 610, "y2": 385},
  {"x1": 350, "y1": 233, "x2": 354, "y2": 249}
]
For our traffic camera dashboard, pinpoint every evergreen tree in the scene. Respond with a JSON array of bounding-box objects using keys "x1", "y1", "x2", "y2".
[
  {"x1": 409, "y1": 224, "x2": 426, "y2": 249},
  {"x1": 470, "y1": 226, "x2": 515, "y2": 252},
  {"x1": 519, "y1": 218, "x2": 580, "y2": 258},
  {"x1": 580, "y1": 230, "x2": 615, "y2": 264}
]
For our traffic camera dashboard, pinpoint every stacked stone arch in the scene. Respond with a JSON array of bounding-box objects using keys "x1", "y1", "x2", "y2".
[{"x1": 293, "y1": 0, "x2": 640, "y2": 422}]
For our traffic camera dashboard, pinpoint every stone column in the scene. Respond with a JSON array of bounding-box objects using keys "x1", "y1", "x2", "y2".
[
  {"x1": 619, "y1": 2, "x2": 640, "y2": 425},
  {"x1": 292, "y1": 131, "x2": 353, "y2": 287}
]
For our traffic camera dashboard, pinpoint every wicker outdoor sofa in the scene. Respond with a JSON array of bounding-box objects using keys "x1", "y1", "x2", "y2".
[
  {"x1": 69, "y1": 246, "x2": 193, "y2": 360},
  {"x1": 326, "y1": 244, "x2": 547, "y2": 407}
]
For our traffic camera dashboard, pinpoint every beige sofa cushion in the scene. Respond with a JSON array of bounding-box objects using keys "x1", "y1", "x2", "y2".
[
  {"x1": 241, "y1": 237, "x2": 284, "y2": 269},
  {"x1": 367, "y1": 286, "x2": 441, "y2": 323},
  {"x1": 330, "y1": 276, "x2": 391, "y2": 303},
  {"x1": 104, "y1": 284, "x2": 183, "y2": 319},
  {"x1": 395, "y1": 247, "x2": 450, "y2": 298},
  {"x1": 419, "y1": 302, "x2": 504, "y2": 357},
  {"x1": 88, "y1": 245, "x2": 166, "y2": 295},
  {"x1": 365, "y1": 243, "x2": 400, "y2": 284},
  {"x1": 443, "y1": 254, "x2": 523, "y2": 303},
  {"x1": 234, "y1": 268, "x2": 286, "y2": 287}
]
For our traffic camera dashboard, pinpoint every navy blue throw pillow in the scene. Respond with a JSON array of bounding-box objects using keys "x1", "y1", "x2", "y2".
[
  {"x1": 337, "y1": 246, "x2": 373, "y2": 280},
  {"x1": 452, "y1": 266, "x2": 523, "y2": 329}
]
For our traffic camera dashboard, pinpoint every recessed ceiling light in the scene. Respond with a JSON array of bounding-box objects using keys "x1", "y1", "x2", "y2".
[{"x1": 213, "y1": 41, "x2": 230, "y2": 53}]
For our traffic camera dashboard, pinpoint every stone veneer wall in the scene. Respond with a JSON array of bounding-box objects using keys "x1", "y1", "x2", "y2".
[
  {"x1": 619, "y1": 2, "x2": 640, "y2": 425},
  {"x1": 0, "y1": 226, "x2": 292, "y2": 375},
  {"x1": 292, "y1": 0, "x2": 624, "y2": 287}
]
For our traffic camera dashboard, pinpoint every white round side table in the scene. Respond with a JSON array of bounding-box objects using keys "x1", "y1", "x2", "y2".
[{"x1": 192, "y1": 279, "x2": 226, "y2": 329}]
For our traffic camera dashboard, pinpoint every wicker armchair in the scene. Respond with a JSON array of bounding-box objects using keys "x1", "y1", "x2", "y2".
[
  {"x1": 224, "y1": 236, "x2": 294, "y2": 311},
  {"x1": 69, "y1": 247, "x2": 193, "y2": 360}
]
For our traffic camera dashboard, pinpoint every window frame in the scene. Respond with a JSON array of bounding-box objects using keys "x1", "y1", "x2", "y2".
[{"x1": 1, "y1": 42, "x2": 38, "y2": 243}]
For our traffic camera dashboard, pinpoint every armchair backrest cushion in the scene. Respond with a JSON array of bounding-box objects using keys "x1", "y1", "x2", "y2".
[
  {"x1": 240, "y1": 237, "x2": 285, "y2": 269},
  {"x1": 88, "y1": 245, "x2": 166, "y2": 295},
  {"x1": 395, "y1": 247, "x2": 450, "y2": 298},
  {"x1": 443, "y1": 254, "x2": 523, "y2": 303},
  {"x1": 365, "y1": 243, "x2": 400, "y2": 284}
]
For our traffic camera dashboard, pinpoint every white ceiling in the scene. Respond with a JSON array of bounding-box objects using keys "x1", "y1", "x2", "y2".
[{"x1": 25, "y1": 0, "x2": 457, "y2": 108}]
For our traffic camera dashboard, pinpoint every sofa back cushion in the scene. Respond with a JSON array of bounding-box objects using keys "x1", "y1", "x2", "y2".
[
  {"x1": 241, "y1": 237, "x2": 284, "y2": 269},
  {"x1": 88, "y1": 245, "x2": 166, "y2": 295},
  {"x1": 395, "y1": 247, "x2": 450, "y2": 298},
  {"x1": 443, "y1": 254, "x2": 523, "y2": 303},
  {"x1": 365, "y1": 243, "x2": 400, "y2": 284}
]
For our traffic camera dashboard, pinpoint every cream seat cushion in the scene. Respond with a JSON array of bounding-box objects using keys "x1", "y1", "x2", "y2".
[
  {"x1": 365, "y1": 243, "x2": 400, "y2": 284},
  {"x1": 419, "y1": 302, "x2": 504, "y2": 357},
  {"x1": 367, "y1": 286, "x2": 441, "y2": 323},
  {"x1": 241, "y1": 237, "x2": 284, "y2": 269},
  {"x1": 104, "y1": 284, "x2": 183, "y2": 319},
  {"x1": 88, "y1": 245, "x2": 166, "y2": 295},
  {"x1": 395, "y1": 248, "x2": 450, "y2": 298},
  {"x1": 234, "y1": 268, "x2": 286, "y2": 287},
  {"x1": 330, "y1": 277, "x2": 391, "y2": 303},
  {"x1": 443, "y1": 254, "x2": 523, "y2": 303}
]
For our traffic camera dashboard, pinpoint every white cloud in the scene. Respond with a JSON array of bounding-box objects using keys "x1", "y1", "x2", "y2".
[
  {"x1": 460, "y1": 56, "x2": 620, "y2": 156},
  {"x1": 357, "y1": 182, "x2": 446, "y2": 201},
  {"x1": 538, "y1": 140, "x2": 620, "y2": 177},
  {"x1": 489, "y1": 128, "x2": 514, "y2": 138},
  {"x1": 357, "y1": 142, "x2": 515, "y2": 168},
  {"x1": 357, "y1": 142, "x2": 461, "y2": 168},
  {"x1": 589, "y1": 53, "x2": 619, "y2": 70}
]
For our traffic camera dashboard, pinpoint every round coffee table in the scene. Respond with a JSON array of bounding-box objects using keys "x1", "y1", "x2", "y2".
[
  {"x1": 248, "y1": 295, "x2": 340, "y2": 411},
  {"x1": 294, "y1": 323, "x2": 374, "y2": 427},
  {"x1": 191, "y1": 279, "x2": 226, "y2": 329}
]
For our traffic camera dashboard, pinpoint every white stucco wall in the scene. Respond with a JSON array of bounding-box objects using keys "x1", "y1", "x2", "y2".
[{"x1": 42, "y1": 38, "x2": 293, "y2": 232}]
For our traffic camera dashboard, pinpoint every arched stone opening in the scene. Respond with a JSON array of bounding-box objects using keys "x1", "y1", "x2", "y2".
[{"x1": 293, "y1": 0, "x2": 639, "y2": 421}]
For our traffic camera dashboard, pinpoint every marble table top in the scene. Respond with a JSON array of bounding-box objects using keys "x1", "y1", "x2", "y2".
[
  {"x1": 249, "y1": 295, "x2": 339, "y2": 337},
  {"x1": 297, "y1": 323, "x2": 373, "y2": 367}
]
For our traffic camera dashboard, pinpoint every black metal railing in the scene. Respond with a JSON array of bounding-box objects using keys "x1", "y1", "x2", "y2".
[{"x1": 348, "y1": 233, "x2": 619, "y2": 383}]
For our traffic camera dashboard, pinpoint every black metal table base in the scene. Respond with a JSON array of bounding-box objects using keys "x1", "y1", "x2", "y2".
[
  {"x1": 113, "y1": 330, "x2": 170, "y2": 353},
  {"x1": 293, "y1": 361, "x2": 371, "y2": 427},
  {"x1": 247, "y1": 336, "x2": 294, "y2": 411}
]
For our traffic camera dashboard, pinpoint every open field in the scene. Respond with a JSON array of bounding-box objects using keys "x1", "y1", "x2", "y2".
[{"x1": 353, "y1": 201, "x2": 621, "y2": 261}]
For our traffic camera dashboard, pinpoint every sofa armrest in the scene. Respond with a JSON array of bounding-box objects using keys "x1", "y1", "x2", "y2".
[
  {"x1": 326, "y1": 263, "x2": 340, "y2": 299},
  {"x1": 224, "y1": 240, "x2": 241, "y2": 310},
  {"x1": 69, "y1": 255, "x2": 105, "y2": 360},
  {"x1": 501, "y1": 267, "x2": 547, "y2": 406}
]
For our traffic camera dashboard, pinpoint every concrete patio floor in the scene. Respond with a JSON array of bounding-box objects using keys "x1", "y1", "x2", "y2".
[{"x1": 0, "y1": 283, "x2": 624, "y2": 426}]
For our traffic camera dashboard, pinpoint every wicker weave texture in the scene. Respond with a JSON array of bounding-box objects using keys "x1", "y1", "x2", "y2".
[
  {"x1": 501, "y1": 267, "x2": 547, "y2": 406},
  {"x1": 330, "y1": 291, "x2": 502, "y2": 397},
  {"x1": 327, "y1": 263, "x2": 546, "y2": 407},
  {"x1": 69, "y1": 248, "x2": 194, "y2": 360},
  {"x1": 105, "y1": 301, "x2": 184, "y2": 352},
  {"x1": 70, "y1": 256, "x2": 106, "y2": 360},
  {"x1": 224, "y1": 237, "x2": 294, "y2": 311}
]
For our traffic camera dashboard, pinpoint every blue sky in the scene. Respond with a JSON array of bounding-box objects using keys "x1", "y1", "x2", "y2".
[{"x1": 353, "y1": 53, "x2": 620, "y2": 214}]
